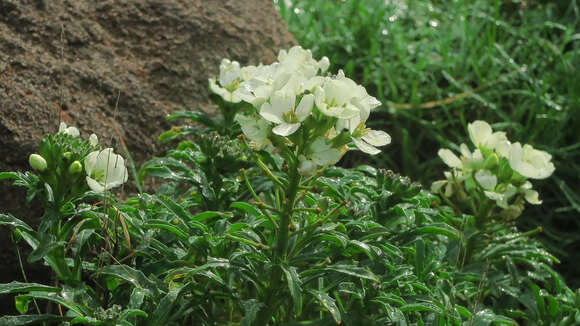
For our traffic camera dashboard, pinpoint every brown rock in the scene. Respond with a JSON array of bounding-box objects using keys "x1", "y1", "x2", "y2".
[{"x1": 0, "y1": 0, "x2": 295, "y2": 314}]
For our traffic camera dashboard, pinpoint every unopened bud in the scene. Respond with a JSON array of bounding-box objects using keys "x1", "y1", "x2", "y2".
[
  {"x1": 63, "y1": 152, "x2": 72, "y2": 161},
  {"x1": 29, "y1": 154, "x2": 47, "y2": 172},
  {"x1": 68, "y1": 160, "x2": 82, "y2": 174}
]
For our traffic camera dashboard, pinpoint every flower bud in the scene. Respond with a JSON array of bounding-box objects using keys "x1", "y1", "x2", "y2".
[
  {"x1": 68, "y1": 160, "x2": 82, "y2": 174},
  {"x1": 63, "y1": 152, "x2": 72, "y2": 161},
  {"x1": 29, "y1": 154, "x2": 47, "y2": 172},
  {"x1": 485, "y1": 153, "x2": 499, "y2": 170}
]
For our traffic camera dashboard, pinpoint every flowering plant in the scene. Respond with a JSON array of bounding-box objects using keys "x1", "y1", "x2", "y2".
[
  {"x1": 432, "y1": 120, "x2": 555, "y2": 222},
  {"x1": 210, "y1": 46, "x2": 391, "y2": 175}
]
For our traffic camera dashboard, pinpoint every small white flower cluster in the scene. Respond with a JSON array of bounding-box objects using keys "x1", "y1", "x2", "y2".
[
  {"x1": 209, "y1": 46, "x2": 391, "y2": 175},
  {"x1": 59, "y1": 122, "x2": 128, "y2": 193},
  {"x1": 432, "y1": 120, "x2": 555, "y2": 218}
]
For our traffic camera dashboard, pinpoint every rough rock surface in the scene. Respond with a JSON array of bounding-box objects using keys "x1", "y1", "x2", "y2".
[{"x1": 0, "y1": 0, "x2": 295, "y2": 314}]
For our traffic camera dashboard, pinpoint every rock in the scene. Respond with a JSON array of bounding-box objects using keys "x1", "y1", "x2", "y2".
[{"x1": 0, "y1": 0, "x2": 295, "y2": 314}]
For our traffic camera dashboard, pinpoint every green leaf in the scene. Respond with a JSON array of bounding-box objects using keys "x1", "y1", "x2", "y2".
[
  {"x1": 282, "y1": 265, "x2": 303, "y2": 316},
  {"x1": 119, "y1": 309, "x2": 148, "y2": 320},
  {"x1": 472, "y1": 309, "x2": 517, "y2": 326},
  {"x1": 15, "y1": 293, "x2": 87, "y2": 316},
  {"x1": 148, "y1": 284, "x2": 184, "y2": 326},
  {"x1": 400, "y1": 302, "x2": 443, "y2": 315},
  {"x1": 455, "y1": 305, "x2": 472, "y2": 319},
  {"x1": 99, "y1": 265, "x2": 157, "y2": 297},
  {"x1": 15, "y1": 296, "x2": 29, "y2": 314},
  {"x1": 230, "y1": 201, "x2": 261, "y2": 217},
  {"x1": 0, "y1": 171, "x2": 21, "y2": 180},
  {"x1": 241, "y1": 299, "x2": 264, "y2": 326},
  {"x1": 0, "y1": 281, "x2": 59, "y2": 294},
  {"x1": 166, "y1": 111, "x2": 217, "y2": 127},
  {"x1": 0, "y1": 213, "x2": 33, "y2": 232},
  {"x1": 129, "y1": 288, "x2": 147, "y2": 309},
  {"x1": 44, "y1": 182, "x2": 54, "y2": 203},
  {"x1": 348, "y1": 240, "x2": 374, "y2": 260},
  {"x1": 0, "y1": 315, "x2": 64, "y2": 325},
  {"x1": 145, "y1": 219, "x2": 189, "y2": 241},
  {"x1": 414, "y1": 223, "x2": 459, "y2": 240},
  {"x1": 28, "y1": 234, "x2": 66, "y2": 263},
  {"x1": 156, "y1": 195, "x2": 207, "y2": 232},
  {"x1": 415, "y1": 238, "x2": 425, "y2": 277},
  {"x1": 308, "y1": 290, "x2": 341, "y2": 324},
  {"x1": 169, "y1": 258, "x2": 230, "y2": 281},
  {"x1": 325, "y1": 264, "x2": 379, "y2": 282},
  {"x1": 191, "y1": 211, "x2": 224, "y2": 222}
]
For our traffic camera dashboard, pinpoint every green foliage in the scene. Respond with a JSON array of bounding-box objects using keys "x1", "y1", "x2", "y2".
[
  {"x1": 3, "y1": 111, "x2": 579, "y2": 324},
  {"x1": 275, "y1": 0, "x2": 580, "y2": 287}
]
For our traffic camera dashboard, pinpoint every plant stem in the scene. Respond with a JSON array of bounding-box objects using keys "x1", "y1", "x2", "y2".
[{"x1": 256, "y1": 162, "x2": 301, "y2": 326}]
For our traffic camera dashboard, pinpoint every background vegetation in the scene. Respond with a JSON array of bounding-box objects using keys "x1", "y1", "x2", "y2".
[{"x1": 274, "y1": 0, "x2": 580, "y2": 287}]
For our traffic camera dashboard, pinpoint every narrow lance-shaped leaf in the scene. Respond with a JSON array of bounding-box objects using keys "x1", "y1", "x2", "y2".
[
  {"x1": 308, "y1": 290, "x2": 341, "y2": 324},
  {"x1": 282, "y1": 265, "x2": 303, "y2": 316},
  {"x1": 0, "y1": 281, "x2": 58, "y2": 294}
]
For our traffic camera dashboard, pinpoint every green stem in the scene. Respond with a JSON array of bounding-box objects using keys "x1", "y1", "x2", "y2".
[{"x1": 256, "y1": 162, "x2": 301, "y2": 326}]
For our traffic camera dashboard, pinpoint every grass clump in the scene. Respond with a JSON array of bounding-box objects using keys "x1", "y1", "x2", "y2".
[{"x1": 275, "y1": 0, "x2": 580, "y2": 286}]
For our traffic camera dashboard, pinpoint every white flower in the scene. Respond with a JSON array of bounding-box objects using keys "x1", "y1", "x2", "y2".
[
  {"x1": 352, "y1": 129, "x2": 391, "y2": 155},
  {"x1": 309, "y1": 137, "x2": 341, "y2": 166},
  {"x1": 259, "y1": 92, "x2": 314, "y2": 136},
  {"x1": 467, "y1": 120, "x2": 507, "y2": 150},
  {"x1": 278, "y1": 46, "x2": 330, "y2": 78},
  {"x1": 438, "y1": 149, "x2": 462, "y2": 168},
  {"x1": 314, "y1": 75, "x2": 360, "y2": 119},
  {"x1": 208, "y1": 59, "x2": 245, "y2": 103},
  {"x1": 317, "y1": 71, "x2": 381, "y2": 133},
  {"x1": 236, "y1": 64, "x2": 293, "y2": 107},
  {"x1": 509, "y1": 142, "x2": 555, "y2": 179},
  {"x1": 84, "y1": 148, "x2": 128, "y2": 193},
  {"x1": 89, "y1": 133, "x2": 98, "y2": 147},
  {"x1": 234, "y1": 114, "x2": 271, "y2": 142},
  {"x1": 59, "y1": 122, "x2": 80, "y2": 137}
]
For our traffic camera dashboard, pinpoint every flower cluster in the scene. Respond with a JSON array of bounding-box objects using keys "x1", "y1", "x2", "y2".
[
  {"x1": 29, "y1": 122, "x2": 128, "y2": 194},
  {"x1": 209, "y1": 46, "x2": 391, "y2": 175},
  {"x1": 432, "y1": 120, "x2": 555, "y2": 219}
]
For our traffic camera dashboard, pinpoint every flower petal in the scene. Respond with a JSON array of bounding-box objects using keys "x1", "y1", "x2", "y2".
[
  {"x1": 475, "y1": 170, "x2": 497, "y2": 190},
  {"x1": 468, "y1": 120, "x2": 492, "y2": 148},
  {"x1": 259, "y1": 102, "x2": 284, "y2": 123},
  {"x1": 524, "y1": 189, "x2": 542, "y2": 205},
  {"x1": 431, "y1": 180, "x2": 447, "y2": 193},
  {"x1": 296, "y1": 94, "x2": 314, "y2": 121},
  {"x1": 353, "y1": 137, "x2": 380, "y2": 155},
  {"x1": 272, "y1": 123, "x2": 301, "y2": 136},
  {"x1": 362, "y1": 130, "x2": 391, "y2": 147},
  {"x1": 438, "y1": 149, "x2": 462, "y2": 168},
  {"x1": 86, "y1": 176, "x2": 105, "y2": 193}
]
